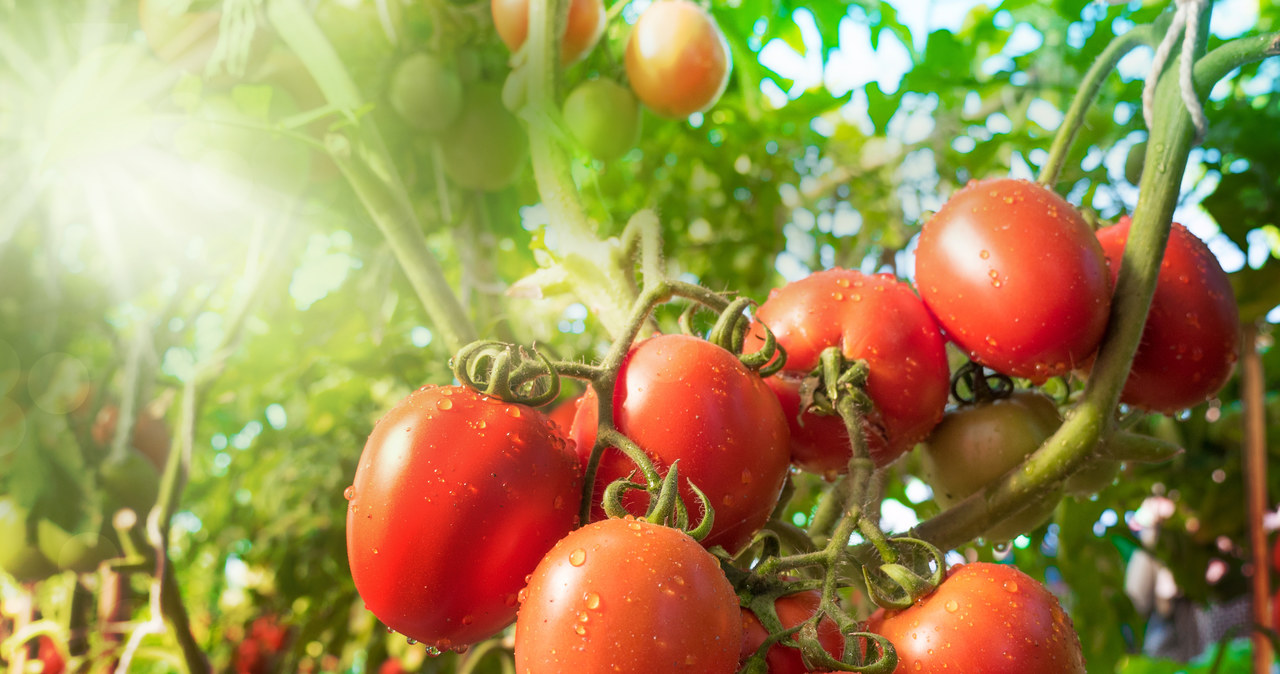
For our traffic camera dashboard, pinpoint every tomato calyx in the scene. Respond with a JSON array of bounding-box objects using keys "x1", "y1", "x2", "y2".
[
  {"x1": 451, "y1": 340, "x2": 566, "y2": 406},
  {"x1": 684, "y1": 296, "x2": 788, "y2": 376},
  {"x1": 600, "y1": 460, "x2": 714, "y2": 541},
  {"x1": 859, "y1": 537, "x2": 946, "y2": 610}
]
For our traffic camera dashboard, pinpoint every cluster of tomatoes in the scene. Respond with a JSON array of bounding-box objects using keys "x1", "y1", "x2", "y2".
[{"x1": 345, "y1": 175, "x2": 1239, "y2": 672}]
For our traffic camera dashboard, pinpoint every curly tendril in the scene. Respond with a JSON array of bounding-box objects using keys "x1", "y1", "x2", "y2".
[
  {"x1": 451, "y1": 340, "x2": 561, "y2": 406},
  {"x1": 949, "y1": 360, "x2": 1014, "y2": 405}
]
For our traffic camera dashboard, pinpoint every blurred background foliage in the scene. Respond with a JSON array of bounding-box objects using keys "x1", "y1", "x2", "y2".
[{"x1": 0, "y1": 0, "x2": 1278, "y2": 671}]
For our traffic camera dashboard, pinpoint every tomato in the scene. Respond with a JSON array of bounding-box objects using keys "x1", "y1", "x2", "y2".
[
  {"x1": 625, "y1": 0, "x2": 731, "y2": 119},
  {"x1": 867, "y1": 563, "x2": 1086, "y2": 674},
  {"x1": 437, "y1": 85, "x2": 529, "y2": 191},
  {"x1": 740, "y1": 589, "x2": 844, "y2": 673},
  {"x1": 235, "y1": 615, "x2": 291, "y2": 674},
  {"x1": 514, "y1": 517, "x2": 742, "y2": 672},
  {"x1": 1125, "y1": 141, "x2": 1147, "y2": 186},
  {"x1": 546, "y1": 393, "x2": 583, "y2": 433},
  {"x1": 36, "y1": 636, "x2": 66, "y2": 674},
  {"x1": 388, "y1": 53, "x2": 463, "y2": 132},
  {"x1": 0, "y1": 496, "x2": 56, "y2": 583},
  {"x1": 919, "y1": 391, "x2": 1062, "y2": 542},
  {"x1": 1093, "y1": 219, "x2": 1239, "y2": 412},
  {"x1": 92, "y1": 404, "x2": 171, "y2": 471},
  {"x1": 491, "y1": 0, "x2": 605, "y2": 65},
  {"x1": 747, "y1": 269, "x2": 950, "y2": 476},
  {"x1": 915, "y1": 179, "x2": 1112, "y2": 381},
  {"x1": 346, "y1": 385, "x2": 581, "y2": 651},
  {"x1": 562, "y1": 78, "x2": 641, "y2": 162},
  {"x1": 569, "y1": 334, "x2": 790, "y2": 554}
]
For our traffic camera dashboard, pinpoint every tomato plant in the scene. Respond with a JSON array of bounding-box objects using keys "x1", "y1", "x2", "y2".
[
  {"x1": 137, "y1": 0, "x2": 222, "y2": 71},
  {"x1": 749, "y1": 269, "x2": 950, "y2": 475},
  {"x1": 491, "y1": 0, "x2": 605, "y2": 65},
  {"x1": 437, "y1": 84, "x2": 529, "y2": 191},
  {"x1": 562, "y1": 78, "x2": 641, "y2": 162},
  {"x1": 1093, "y1": 219, "x2": 1239, "y2": 412},
  {"x1": 345, "y1": 385, "x2": 582, "y2": 651},
  {"x1": 0, "y1": 496, "x2": 55, "y2": 583},
  {"x1": 91, "y1": 404, "x2": 171, "y2": 471},
  {"x1": 624, "y1": 0, "x2": 731, "y2": 119},
  {"x1": 867, "y1": 563, "x2": 1087, "y2": 674},
  {"x1": 388, "y1": 53, "x2": 463, "y2": 133},
  {"x1": 919, "y1": 390, "x2": 1063, "y2": 542},
  {"x1": 915, "y1": 178, "x2": 1112, "y2": 381},
  {"x1": 569, "y1": 334, "x2": 790, "y2": 553},
  {"x1": 514, "y1": 517, "x2": 742, "y2": 672},
  {"x1": 740, "y1": 589, "x2": 844, "y2": 673}
]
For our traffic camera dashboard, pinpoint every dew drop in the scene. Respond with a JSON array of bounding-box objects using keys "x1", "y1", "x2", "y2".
[
  {"x1": 505, "y1": 406, "x2": 522, "y2": 418},
  {"x1": 569, "y1": 548, "x2": 586, "y2": 566},
  {"x1": 1004, "y1": 581, "x2": 1019, "y2": 593},
  {"x1": 584, "y1": 592, "x2": 601, "y2": 609},
  {"x1": 741, "y1": 469, "x2": 752, "y2": 485},
  {"x1": 425, "y1": 646, "x2": 441, "y2": 657},
  {"x1": 462, "y1": 615, "x2": 475, "y2": 625},
  {"x1": 437, "y1": 399, "x2": 453, "y2": 410},
  {"x1": 343, "y1": 486, "x2": 356, "y2": 500},
  {"x1": 945, "y1": 600, "x2": 959, "y2": 613},
  {"x1": 574, "y1": 624, "x2": 586, "y2": 635},
  {"x1": 979, "y1": 250, "x2": 990, "y2": 259},
  {"x1": 406, "y1": 638, "x2": 418, "y2": 645}
]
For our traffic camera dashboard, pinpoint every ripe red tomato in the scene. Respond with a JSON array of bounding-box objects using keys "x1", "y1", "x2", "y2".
[
  {"x1": 36, "y1": 636, "x2": 65, "y2": 674},
  {"x1": 747, "y1": 269, "x2": 950, "y2": 476},
  {"x1": 346, "y1": 385, "x2": 581, "y2": 651},
  {"x1": 867, "y1": 563, "x2": 1086, "y2": 674},
  {"x1": 514, "y1": 517, "x2": 742, "y2": 672},
  {"x1": 547, "y1": 393, "x2": 583, "y2": 433},
  {"x1": 1093, "y1": 219, "x2": 1239, "y2": 412},
  {"x1": 625, "y1": 0, "x2": 731, "y2": 119},
  {"x1": 569, "y1": 334, "x2": 790, "y2": 554},
  {"x1": 919, "y1": 391, "x2": 1062, "y2": 542},
  {"x1": 491, "y1": 0, "x2": 605, "y2": 65},
  {"x1": 915, "y1": 179, "x2": 1112, "y2": 382},
  {"x1": 438, "y1": 85, "x2": 529, "y2": 191},
  {"x1": 740, "y1": 589, "x2": 844, "y2": 673}
]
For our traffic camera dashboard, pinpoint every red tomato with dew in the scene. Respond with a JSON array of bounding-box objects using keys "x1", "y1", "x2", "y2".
[
  {"x1": 570, "y1": 334, "x2": 790, "y2": 554},
  {"x1": 915, "y1": 179, "x2": 1112, "y2": 382},
  {"x1": 740, "y1": 589, "x2": 844, "y2": 673},
  {"x1": 867, "y1": 562, "x2": 1086, "y2": 674},
  {"x1": 547, "y1": 393, "x2": 583, "y2": 435},
  {"x1": 514, "y1": 517, "x2": 742, "y2": 673},
  {"x1": 346, "y1": 385, "x2": 581, "y2": 652},
  {"x1": 747, "y1": 269, "x2": 950, "y2": 476},
  {"x1": 1093, "y1": 219, "x2": 1239, "y2": 412}
]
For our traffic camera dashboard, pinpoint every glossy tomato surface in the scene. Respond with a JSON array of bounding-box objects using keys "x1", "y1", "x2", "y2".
[
  {"x1": 514, "y1": 517, "x2": 742, "y2": 673},
  {"x1": 624, "y1": 0, "x2": 730, "y2": 118},
  {"x1": 919, "y1": 391, "x2": 1062, "y2": 541},
  {"x1": 749, "y1": 269, "x2": 950, "y2": 475},
  {"x1": 867, "y1": 563, "x2": 1086, "y2": 674},
  {"x1": 570, "y1": 334, "x2": 789, "y2": 554},
  {"x1": 1094, "y1": 219, "x2": 1239, "y2": 412},
  {"x1": 916, "y1": 179, "x2": 1112, "y2": 381},
  {"x1": 491, "y1": 0, "x2": 605, "y2": 65},
  {"x1": 740, "y1": 589, "x2": 844, "y2": 673},
  {"x1": 346, "y1": 385, "x2": 581, "y2": 651}
]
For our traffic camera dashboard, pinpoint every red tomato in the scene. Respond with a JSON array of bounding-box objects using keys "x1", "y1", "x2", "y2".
[
  {"x1": 867, "y1": 563, "x2": 1085, "y2": 674},
  {"x1": 546, "y1": 393, "x2": 583, "y2": 435},
  {"x1": 915, "y1": 179, "x2": 1112, "y2": 381},
  {"x1": 1093, "y1": 219, "x2": 1239, "y2": 412},
  {"x1": 570, "y1": 334, "x2": 790, "y2": 554},
  {"x1": 514, "y1": 517, "x2": 742, "y2": 672},
  {"x1": 346, "y1": 385, "x2": 581, "y2": 651},
  {"x1": 624, "y1": 0, "x2": 731, "y2": 118},
  {"x1": 36, "y1": 637, "x2": 65, "y2": 674},
  {"x1": 491, "y1": 0, "x2": 605, "y2": 65},
  {"x1": 919, "y1": 391, "x2": 1063, "y2": 542},
  {"x1": 747, "y1": 269, "x2": 950, "y2": 475},
  {"x1": 740, "y1": 589, "x2": 844, "y2": 673}
]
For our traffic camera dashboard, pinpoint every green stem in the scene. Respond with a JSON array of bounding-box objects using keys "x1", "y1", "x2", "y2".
[
  {"x1": 1038, "y1": 22, "x2": 1161, "y2": 188},
  {"x1": 915, "y1": 25, "x2": 1280, "y2": 552}
]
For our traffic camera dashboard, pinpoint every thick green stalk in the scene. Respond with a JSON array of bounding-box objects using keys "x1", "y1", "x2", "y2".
[{"x1": 916, "y1": 26, "x2": 1280, "y2": 550}]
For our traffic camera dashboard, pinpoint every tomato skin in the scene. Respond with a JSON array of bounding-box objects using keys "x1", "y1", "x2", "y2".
[
  {"x1": 546, "y1": 393, "x2": 583, "y2": 434},
  {"x1": 748, "y1": 269, "x2": 950, "y2": 475},
  {"x1": 919, "y1": 391, "x2": 1062, "y2": 542},
  {"x1": 569, "y1": 335, "x2": 790, "y2": 554},
  {"x1": 740, "y1": 589, "x2": 844, "y2": 673},
  {"x1": 1094, "y1": 220, "x2": 1239, "y2": 412},
  {"x1": 346, "y1": 385, "x2": 581, "y2": 651},
  {"x1": 625, "y1": 0, "x2": 731, "y2": 119},
  {"x1": 491, "y1": 0, "x2": 605, "y2": 65},
  {"x1": 438, "y1": 85, "x2": 529, "y2": 191},
  {"x1": 514, "y1": 517, "x2": 742, "y2": 673},
  {"x1": 562, "y1": 79, "x2": 642, "y2": 162},
  {"x1": 915, "y1": 179, "x2": 1112, "y2": 381},
  {"x1": 867, "y1": 563, "x2": 1086, "y2": 674}
]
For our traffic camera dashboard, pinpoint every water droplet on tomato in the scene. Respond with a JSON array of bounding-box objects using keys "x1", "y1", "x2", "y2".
[
  {"x1": 406, "y1": 638, "x2": 417, "y2": 645},
  {"x1": 577, "y1": 611, "x2": 589, "y2": 623},
  {"x1": 437, "y1": 398, "x2": 453, "y2": 410},
  {"x1": 462, "y1": 615, "x2": 475, "y2": 625},
  {"x1": 553, "y1": 495, "x2": 565, "y2": 509},
  {"x1": 584, "y1": 591, "x2": 601, "y2": 609},
  {"x1": 569, "y1": 548, "x2": 586, "y2": 566},
  {"x1": 425, "y1": 646, "x2": 441, "y2": 657},
  {"x1": 506, "y1": 406, "x2": 522, "y2": 418},
  {"x1": 574, "y1": 624, "x2": 586, "y2": 635},
  {"x1": 741, "y1": 469, "x2": 752, "y2": 484},
  {"x1": 1004, "y1": 580, "x2": 1019, "y2": 593},
  {"x1": 343, "y1": 486, "x2": 356, "y2": 500},
  {"x1": 979, "y1": 250, "x2": 990, "y2": 259},
  {"x1": 945, "y1": 600, "x2": 959, "y2": 612}
]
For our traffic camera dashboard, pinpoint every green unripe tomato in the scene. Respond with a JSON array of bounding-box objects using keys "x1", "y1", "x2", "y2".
[
  {"x1": 0, "y1": 497, "x2": 56, "y2": 583},
  {"x1": 100, "y1": 448, "x2": 162, "y2": 517},
  {"x1": 1065, "y1": 458, "x2": 1121, "y2": 497},
  {"x1": 920, "y1": 391, "x2": 1064, "y2": 542},
  {"x1": 562, "y1": 79, "x2": 641, "y2": 162},
  {"x1": 438, "y1": 85, "x2": 529, "y2": 191},
  {"x1": 1125, "y1": 141, "x2": 1146, "y2": 185},
  {"x1": 389, "y1": 53, "x2": 463, "y2": 132},
  {"x1": 37, "y1": 518, "x2": 120, "y2": 574}
]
